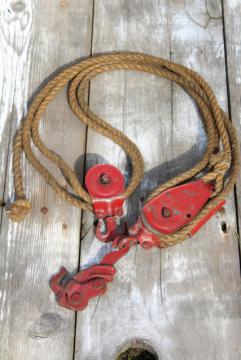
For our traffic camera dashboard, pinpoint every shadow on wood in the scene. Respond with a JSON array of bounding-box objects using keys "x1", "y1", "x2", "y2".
[{"x1": 75, "y1": 143, "x2": 204, "y2": 228}]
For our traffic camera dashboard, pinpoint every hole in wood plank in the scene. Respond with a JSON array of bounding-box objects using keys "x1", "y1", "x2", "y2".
[
  {"x1": 0, "y1": 200, "x2": 6, "y2": 207},
  {"x1": 115, "y1": 339, "x2": 158, "y2": 360},
  {"x1": 116, "y1": 348, "x2": 156, "y2": 360},
  {"x1": 221, "y1": 221, "x2": 228, "y2": 233}
]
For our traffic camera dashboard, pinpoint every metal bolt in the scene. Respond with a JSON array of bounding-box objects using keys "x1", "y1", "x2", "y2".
[{"x1": 99, "y1": 173, "x2": 111, "y2": 184}]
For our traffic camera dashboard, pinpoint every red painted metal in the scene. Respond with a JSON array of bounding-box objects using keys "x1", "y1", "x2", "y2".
[
  {"x1": 94, "y1": 217, "x2": 122, "y2": 242},
  {"x1": 114, "y1": 180, "x2": 221, "y2": 249},
  {"x1": 189, "y1": 200, "x2": 225, "y2": 236},
  {"x1": 142, "y1": 180, "x2": 213, "y2": 235},
  {"x1": 85, "y1": 164, "x2": 124, "y2": 199},
  {"x1": 85, "y1": 164, "x2": 126, "y2": 242},
  {"x1": 50, "y1": 244, "x2": 130, "y2": 311},
  {"x1": 128, "y1": 218, "x2": 160, "y2": 248},
  {"x1": 90, "y1": 196, "x2": 125, "y2": 219},
  {"x1": 51, "y1": 164, "x2": 226, "y2": 312},
  {"x1": 85, "y1": 164, "x2": 125, "y2": 218}
]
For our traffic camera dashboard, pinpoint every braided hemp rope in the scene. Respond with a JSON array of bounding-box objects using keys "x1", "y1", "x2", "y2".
[{"x1": 7, "y1": 53, "x2": 240, "y2": 247}]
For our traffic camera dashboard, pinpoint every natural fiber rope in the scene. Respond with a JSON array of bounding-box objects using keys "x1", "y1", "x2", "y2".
[{"x1": 7, "y1": 52, "x2": 240, "y2": 247}]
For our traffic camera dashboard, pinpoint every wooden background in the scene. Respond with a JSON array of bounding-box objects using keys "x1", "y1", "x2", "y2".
[{"x1": 0, "y1": 0, "x2": 241, "y2": 359}]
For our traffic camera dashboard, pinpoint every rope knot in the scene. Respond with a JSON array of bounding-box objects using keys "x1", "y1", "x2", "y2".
[
  {"x1": 207, "y1": 152, "x2": 230, "y2": 178},
  {"x1": 209, "y1": 153, "x2": 230, "y2": 170},
  {"x1": 7, "y1": 199, "x2": 31, "y2": 222},
  {"x1": 202, "y1": 153, "x2": 231, "y2": 195}
]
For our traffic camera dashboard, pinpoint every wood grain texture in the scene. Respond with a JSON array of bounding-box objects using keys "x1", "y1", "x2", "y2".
[
  {"x1": 74, "y1": 1, "x2": 241, "y2": 359},
  {"x1": 0, "y1": 0, "x2": 33, "y2": 214},
  {"x1": 0, "y1": 1, "x2": 93, "y2": 359},
  {"x1": 0, "y1": 0, "x2": 241, "y2": 359},
  {"x1": 223, "y1": 0, "x2": 241, "y2": 244}
]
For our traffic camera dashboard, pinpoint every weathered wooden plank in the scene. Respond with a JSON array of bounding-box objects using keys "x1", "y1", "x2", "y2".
[
  {"x1": 75, "y1": 0, "x2": 241, "y2": 359},
  {"x1": 0, "y1": 0, "x2": 33, "y2": 214},
  {"x1": 157, "y1": 1, "x2": 241, "y2": 359},
  {"x1": 223, "y1": 0, "x2": 241, "y2": 243},
  {"x1": 0, "y1": 1, "x2": 93, "y2": 359}
]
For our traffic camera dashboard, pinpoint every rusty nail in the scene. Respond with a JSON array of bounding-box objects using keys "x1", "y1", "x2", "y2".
[{"x1": 41, "y1": 206, "x2": 48, "y2": 214}]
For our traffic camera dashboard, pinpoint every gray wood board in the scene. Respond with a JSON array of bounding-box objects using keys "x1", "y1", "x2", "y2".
[
  {"x1": 223, "y1": 0, "x2": 241, "y2": 243},
  {"x1": 0, "y1": 0, "x2": 241, "y2": 359},
  {"x1": 0, "y1": 1, "x2": 93, "y2": 360},
  {"x1": 75, "y1": 1, "x2": 241, "y2": 359}
]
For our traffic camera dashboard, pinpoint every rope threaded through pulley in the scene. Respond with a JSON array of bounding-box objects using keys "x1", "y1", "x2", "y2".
[{"x1": 7, "y1": 52, "x2": 240, "y2": 247}]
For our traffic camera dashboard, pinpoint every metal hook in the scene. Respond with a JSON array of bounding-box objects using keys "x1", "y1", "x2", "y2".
[{"x1": 95, "y1": 216, "x2": 120, "y2": 242}]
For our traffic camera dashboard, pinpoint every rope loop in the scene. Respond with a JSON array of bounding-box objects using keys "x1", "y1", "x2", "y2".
[{"x1": 7, "y1": 52, "x2": 240, "y2": 247}]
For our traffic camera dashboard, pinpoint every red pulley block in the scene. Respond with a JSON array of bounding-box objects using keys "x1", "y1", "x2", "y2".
[
  {"x1": 142, "y1": 180, "x2": 213, "y2": 235},
  {"x1": 85, "y1": 164, "x2": 125, "y2": 218},
  {"x1": 85, "y1": 164, "x2": 126, "y2": 242}
]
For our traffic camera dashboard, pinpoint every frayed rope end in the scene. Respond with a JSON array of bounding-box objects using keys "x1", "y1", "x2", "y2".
[{"x1": 7, "y1": 199, "x2": 31, "y2": 222}]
